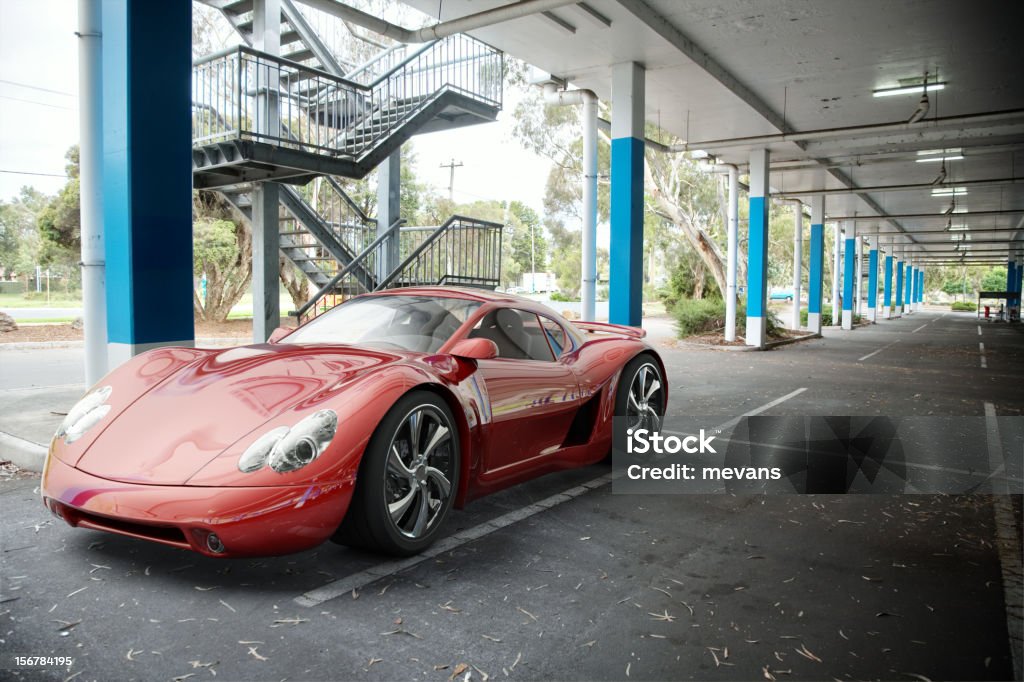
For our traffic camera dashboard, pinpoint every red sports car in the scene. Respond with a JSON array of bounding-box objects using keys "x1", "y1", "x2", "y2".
[{"x1": 41, "y1": 287, "x2": 667, "y2": 557}]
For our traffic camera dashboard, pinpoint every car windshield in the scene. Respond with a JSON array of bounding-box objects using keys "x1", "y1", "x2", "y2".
[{"x1": 285, "y1": 295, "x2": 481, "y2": 353}]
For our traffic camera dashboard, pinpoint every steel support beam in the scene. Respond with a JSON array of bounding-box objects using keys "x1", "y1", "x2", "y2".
[{"x1": 376, "y1": 149, "x2": 401, "y2": 282}]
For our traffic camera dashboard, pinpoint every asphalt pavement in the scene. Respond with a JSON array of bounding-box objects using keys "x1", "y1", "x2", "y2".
[{"x1": 0, "y1": 310, "x2": 1021, "y2": 681}]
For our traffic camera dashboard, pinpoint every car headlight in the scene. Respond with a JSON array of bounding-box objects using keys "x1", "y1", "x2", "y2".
[
  {"x1": 237, "y1": 410, "x2": 337, "y2": 474},
  {"x1": 56, "y1": 386, "x2": 113, "y2": 444}
]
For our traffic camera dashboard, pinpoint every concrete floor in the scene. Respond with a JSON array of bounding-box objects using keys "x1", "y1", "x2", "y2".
[{"x1": 1, "y1": 310, "x2": 1021, "y2": 681}]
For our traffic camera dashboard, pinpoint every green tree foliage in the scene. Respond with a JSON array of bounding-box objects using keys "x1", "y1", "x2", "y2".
[
  {"x1": 981, "y1": 266, "x2": 1008, "y2": 292},
  {"x1": 0, "y1": 186, "x2": 49, "y2": 283},
  {"x1": 507, "y1": 200, "x2": 547, "y2": 277},
  {"x1": 192, "y1": 192, "x2": 252, "y2": 322},
  {"x1": 36, "y1": 147, "x2": 81, "y2": 259}
]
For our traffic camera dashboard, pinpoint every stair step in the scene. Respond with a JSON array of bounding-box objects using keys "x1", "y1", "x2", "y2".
[
  {"x1": 282, "y1": 47, "x2": 315, "y2": 64},
  {"x1": 212, "y1": 0, "x2": 253, "y2": 16}
]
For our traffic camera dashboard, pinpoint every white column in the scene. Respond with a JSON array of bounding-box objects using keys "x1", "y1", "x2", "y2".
[
  {"x1": 855, "y1": 233, "x2": 863, "y2": 317},
  {"x1": 831, "y1": 222, "x2": 841, "y2": 326},
  {"x1": 790, "y1": 200, "x2": 802, "y2": 330},
  {"x1": 725, "y1": 165, "x2": 739, "y2": 341}
]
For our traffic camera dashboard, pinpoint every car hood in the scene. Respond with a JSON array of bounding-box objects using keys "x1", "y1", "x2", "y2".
[{"x1": 74, "y1": 343, "x2": 403, "y2": 485}]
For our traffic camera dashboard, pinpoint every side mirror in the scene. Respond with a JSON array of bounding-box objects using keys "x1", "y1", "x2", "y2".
[
  {"x1": 267, "y1": 326, "x2": 293, "y2": 344},
  {"x1": 448, "y1": 337, "x2": 498, "y2": 360}
]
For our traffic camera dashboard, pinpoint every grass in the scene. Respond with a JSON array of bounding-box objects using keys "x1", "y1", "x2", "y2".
[{"x1": 0, "y1": 292, "x2": 83, "y2": 309}]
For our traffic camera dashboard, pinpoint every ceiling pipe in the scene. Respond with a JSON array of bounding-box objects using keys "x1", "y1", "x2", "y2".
[
  {"x1": 542, "y1": 82, "x2": 599, "y2": 321},
  {"x1": 775, "y1": 177, "x2": 1023, "y2": 199},
  {"x1": 681, "y1": 109, "x2": 1024, "y2": 153},
  {"x1": 293, "y1": 0, "x2": 578, "y2": 43}
]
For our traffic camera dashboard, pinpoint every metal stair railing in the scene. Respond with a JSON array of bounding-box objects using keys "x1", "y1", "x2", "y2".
[
  {"x1": 292, "y1": 215, "x2": 503, "y2": 324},
  {"x1": 292, "y1": 217, "x2": 404, "y2": 323},
  {"x1": 192, "y1": 34, "x2": 502, "y2": 157},
  {"x1": 377, "y1": 216, "x2": 503, "y2": 291}
]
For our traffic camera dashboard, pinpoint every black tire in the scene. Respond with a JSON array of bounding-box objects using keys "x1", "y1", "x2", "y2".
[
  {"x1": 334, "y1": 390, "x2": 460, "y2": 556},
  {"x1": 612, "y1": 355, "x2": 667, "y2": 453}
]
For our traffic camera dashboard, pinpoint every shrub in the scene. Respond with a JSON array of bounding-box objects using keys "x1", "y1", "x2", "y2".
[
  {"x1": 549, "y1": 290, "x2": 572, "y2": 302},
  {"x1": 951, "y1": 301, "x2": 977, "y2": 312},
  {"x1": 673, "y1": 298, "x2": 726, "y2": 337}
]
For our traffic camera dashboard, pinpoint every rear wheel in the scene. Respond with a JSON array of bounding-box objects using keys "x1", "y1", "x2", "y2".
[
  {"x1": 334, "y1": 391, "x2": 459, "y2": 556},
  {"x1": 614, "y1": 355, "x2": 666, "y2": 446}
]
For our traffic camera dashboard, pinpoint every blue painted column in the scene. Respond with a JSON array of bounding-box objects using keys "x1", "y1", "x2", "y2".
[
  {"x1": 608, "y1": 62, "x2": 645, "y2": 327},
  {"x1": 1014, "y1": 255, "x2": 1023, "y2": 313},
  {"x1": 907, "y1": 263, "x2": 916, "y2": 314},
  {"x1": 867, "y1": 239, "x2": 878, "y2": 323},
  {"x1": 909, "y1": 260, "x2": 917, "y2": 313},
  {"x1": 746, "y1": 148, "x2": 770, "y2": 347},
  {"x1": 883, "y1": 244, "x2": 893, "y2": 319},
  {"x1": 103, "y1": 0, "x2": 194, "y2": 367},
  {"x1": 1007, "y1": 260, "x2": 1017, "y2": 311},
  {"x1": 918, "y1": 269, "x2": 925, "y2": 307},
  {"x1": 895, "y1": 253, "x2": 904, "y2": 318},
  {"x1": 841, "y1": 224, "x2": 855, "y2": 330},
  {"x1": 806, "y1": 196, "x2": 825, "y2": 334}
]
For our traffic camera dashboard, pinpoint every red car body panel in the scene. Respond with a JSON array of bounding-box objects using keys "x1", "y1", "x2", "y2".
[{"x1": 41, "y1": 287, "x2": 665, "y2": 557}]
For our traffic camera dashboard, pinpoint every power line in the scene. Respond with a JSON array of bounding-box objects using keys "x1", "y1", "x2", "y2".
[
  {"x1": 0, "y1": 94, "x2": 73, "y2": 110},
  {"x1": 0, "y1": 79, "x2": 74, "y2": 97},
  {"x1": 0, "y1": 169, "x2": 68, "y2": 178}
]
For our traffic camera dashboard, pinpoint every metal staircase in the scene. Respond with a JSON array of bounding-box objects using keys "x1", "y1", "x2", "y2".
[
  {"x1": 191, "y1": 0, "x2": 504, "y2": 314},
  {"x1": 191, "y1": 33, "x2": 502, "y2": 187}
]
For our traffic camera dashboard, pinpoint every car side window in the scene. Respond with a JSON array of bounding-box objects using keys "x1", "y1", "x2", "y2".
[
  {"x1": 469, "y1": 308, "x2": 556, "y2": 362},
  {"x1": 539, "y1": 316, "x2": 571, "y2": 356}
]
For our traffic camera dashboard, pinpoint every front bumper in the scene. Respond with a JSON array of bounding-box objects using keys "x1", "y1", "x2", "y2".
[{"x1": 41, "y1": 454, "x2": 353, "y2": 557}]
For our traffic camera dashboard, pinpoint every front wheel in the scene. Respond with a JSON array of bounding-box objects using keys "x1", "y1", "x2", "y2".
[{"x1": 334, "y1": 391, "x2": 460, "y2": 556}]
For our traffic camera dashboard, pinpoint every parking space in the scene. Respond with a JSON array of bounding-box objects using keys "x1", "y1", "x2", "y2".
[{"x1": 2, "y1": 314, "x2": 1021, "y2": 681}]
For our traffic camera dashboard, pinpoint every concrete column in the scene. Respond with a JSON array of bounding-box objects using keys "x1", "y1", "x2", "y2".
[
  {"x1": 790, "y1": 201, "x2": 803, "y2": 330},
  {"x1": 102, "y1": 0, "x2": 194, "y2": 367},
  {"x1": 895, "y1": 247, "x2": 904, "y2": 318},
  {"x1": 867, "y1": 238, "x2": 878, "y2": 323},
  {"x1": 250, "y1": 0, "x2": 282, "y2": 343},
  {"x1": 724, "y1": 165, "x2": 739, "y2": 341},
  {"x1": 883, "y1": 240, "x2": 893, "y2": 319},
  {"x1": 917, "y1": 268, "x2": 925, "y2": 309},
  {"x1": 609, "y1": 62, "x2": 645, "y2": 327},
  {"x1": 79, "y1": 0, "x2": 107, "y2": 385},
  {"x1": 1007, "y1": 259, "x2": 1017, "y2": 310},
  {"x1": 252, "y1": 185, "x2": 281, "y2": 341},
  {"x1": 841, "y1": 223, "x2": 855, "y2": 330},
  {"x1": 806, "y1": 196, "x2": 825, "y2": 334},
  {"x1": 854, "y1": 233, "x2": 863, "y2": 317},
  {"x1": 746, "y1": 148, "x2": 770, "y2": 347},
  {"x1": 831, "y1": 222, "x2": 841, "y2": 326},
  {"x1": 376, "y1": 149, "x2": 401, "y2": 281},
  {"x1": 909, "y1": 259, "x2": 917, "y2": 315},
  {"x1": 1014, "y1": 252, "x2": 1023, "y2": 313}
]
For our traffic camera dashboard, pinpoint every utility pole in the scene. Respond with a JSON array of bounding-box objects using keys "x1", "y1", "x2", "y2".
[
  {"x1": 439, "y1": 158, "x2": 463, "y2": 201},
  {"x1": 530, "y1": 222, "x2": 536, "y2": 292}
]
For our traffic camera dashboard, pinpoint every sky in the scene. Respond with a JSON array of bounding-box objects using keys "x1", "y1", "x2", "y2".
[
  {"x1": 0, "y1": 0, "x2": 81, "y2": 200},
  {"x1": 0, "y1": 0, "x2": 557, "y2": 228}
]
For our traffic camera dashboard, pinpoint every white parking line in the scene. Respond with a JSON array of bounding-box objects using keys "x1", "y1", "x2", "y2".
[
  {"x1": 911, "y1": 323, "x2": 928, "y2": 333},
  {"x1": 858, "y1": 339, "x2": 899, "y2": 362},
  {"x1": 980, "y1": 342, "x2": 987, "y2": 369},
  {"x1": 978, "y1": 325, "x2": 983, "y2": 336},
  {"x1": 294, "y1": 388, "x2": 810, "y2": 608}
]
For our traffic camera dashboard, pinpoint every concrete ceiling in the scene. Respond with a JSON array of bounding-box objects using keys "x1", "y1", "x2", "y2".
[{"x1": 400, "y1": 0, "x2": 1024, "y2": 259}]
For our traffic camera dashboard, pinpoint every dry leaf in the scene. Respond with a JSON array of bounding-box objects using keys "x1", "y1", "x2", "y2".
[{"x1": 449, "y1": 663, "x2": 469, "y2": 680}]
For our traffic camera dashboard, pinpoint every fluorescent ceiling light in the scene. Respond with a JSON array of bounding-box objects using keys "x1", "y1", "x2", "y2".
[
  {"x1": 932, "y1": 187, "x2": 968, "y2": 196},
  {"x1": 916, "y1": 155, "x2": 963, "y2": 163},
  {"x1": 873, "y1": 82, "x2": 947, "y2": 98},
  {"x1": 917, "y1": 148, "x2": 961, "y2": 156},
  {"x1": 948, "y1": 225, "x2": 969, "y2": 231}
]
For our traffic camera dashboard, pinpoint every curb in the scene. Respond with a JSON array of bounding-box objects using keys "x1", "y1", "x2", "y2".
[
  {"x1": 0, "y1": 431, "x2": 47, "y2": 473},
  {"x1": 764, "y1": 332, "x2": 822, "y2": 349}
]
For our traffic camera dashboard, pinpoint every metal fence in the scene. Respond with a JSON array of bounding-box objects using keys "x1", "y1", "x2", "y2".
[{"x1": 192, "y1": 34, "x2": 502, "y2": 157}]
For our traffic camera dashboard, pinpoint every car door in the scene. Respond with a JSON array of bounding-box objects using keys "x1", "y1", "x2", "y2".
[{"x1": 468, "y1": 307, "x2": 581, "y2": 474}]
